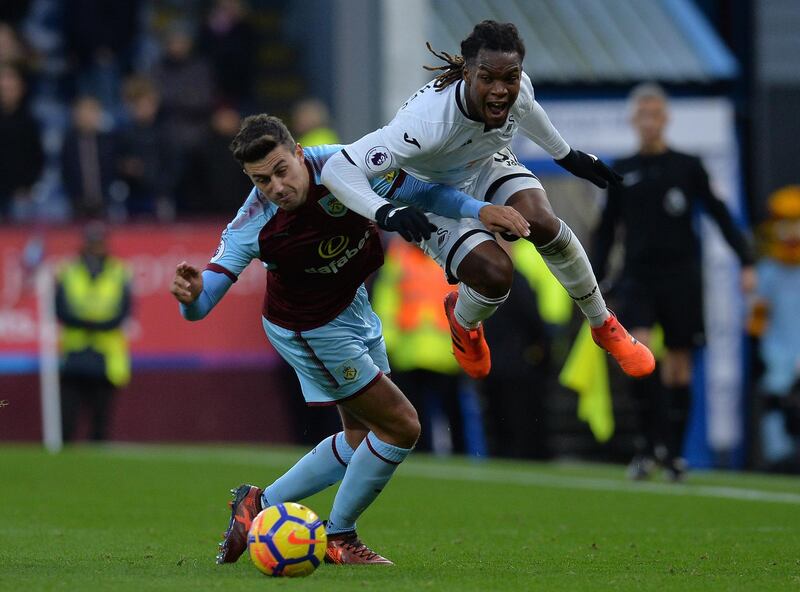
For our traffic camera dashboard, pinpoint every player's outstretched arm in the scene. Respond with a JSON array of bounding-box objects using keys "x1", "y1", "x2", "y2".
[
  {"x1": 555, "y1": 149, "x2": 623, "y2": 189},
  {"x1": 389, "y1": 176, "x2": 529, "y2": 237},
  {"x1": 171, "y1": 262, "x2": 233, "y2": 321},
  {"x1": 171, "y1": 262, "x2": 203, "y2": 304},
  {"x1": 517, "y1": 98, "x2": 622, "y2": 189}
]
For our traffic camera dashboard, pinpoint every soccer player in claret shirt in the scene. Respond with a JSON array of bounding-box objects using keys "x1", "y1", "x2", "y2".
[
  {"x1": 322, "y1": 20, "x2": 655, "y2": 380},
  {"x1": 170, "y1": 114, "x2": 529, "y2": 565}
]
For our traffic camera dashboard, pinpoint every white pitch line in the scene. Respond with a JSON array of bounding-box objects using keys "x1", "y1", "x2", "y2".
[
  {"x1": 99, "y1": 444, "x2": 800, "y2": 506},
  {"x1": 400, "y1": 464, "x2": 800, "y2": 505}
]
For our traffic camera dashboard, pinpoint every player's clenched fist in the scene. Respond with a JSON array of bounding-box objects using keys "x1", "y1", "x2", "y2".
[
  {"x1": 478, "y1": 205, "x2": 530, "y2": 238},
  {"x1": 170, "y1": 261, "x2": 203, "y2": 304}
]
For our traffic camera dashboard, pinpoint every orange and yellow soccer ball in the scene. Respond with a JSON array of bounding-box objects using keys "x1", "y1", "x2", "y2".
[{"x1": 247, "y1": 502, "x2": 327, "y2": 577}]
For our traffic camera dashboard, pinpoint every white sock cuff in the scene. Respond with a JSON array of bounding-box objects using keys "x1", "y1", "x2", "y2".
[
  {"x1": 461, "y1": 283, "x2": 509, "y2": 307},
  {"x1": 333, "y1": 431, "x2": 355, "y2": 465},
  {"x1": 365, "y1": 433, "x2": 412, "y2": 465},
  {"x1": 536, "y1": 218, "x2": 572, "y2": 257}
]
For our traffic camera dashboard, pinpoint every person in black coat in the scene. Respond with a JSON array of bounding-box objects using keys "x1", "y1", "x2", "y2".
[
  {"x1": 592, "y1": 83, "x2": 755, "y2": 481},
  {"x1": 61, "y1": 95, "x2": 116, "y2": 219},
  {"x1": 0, "y1": 63, "x2": 43, "y2": 219},
  {"x1": 177, "y1": 105, "x2": 253, "y2": 216}
]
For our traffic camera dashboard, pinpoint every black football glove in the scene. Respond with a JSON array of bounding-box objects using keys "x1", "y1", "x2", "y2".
[
  {"x1": 375, "y1": 203, "x2": 437, "y2": 242},
  {"x1": 555, "y1": 149, "x2": 623, "y2": 189}
]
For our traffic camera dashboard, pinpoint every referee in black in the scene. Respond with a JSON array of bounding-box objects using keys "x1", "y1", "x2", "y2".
[{"x1": 592, "y1": 83, "x2": 756, "y2": 481}]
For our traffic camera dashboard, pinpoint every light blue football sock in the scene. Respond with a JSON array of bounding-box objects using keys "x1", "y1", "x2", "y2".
[
  {"x1": 262, "y1": 432, "x2": 354, "y2": 508},
  {"x1": 326, "y1": 432, "x2": 412, "y2": 535}
]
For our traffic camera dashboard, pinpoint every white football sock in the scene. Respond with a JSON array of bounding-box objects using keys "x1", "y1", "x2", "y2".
[
  {"x1": 453, "y1": 283, "x2": 508, "y2": 330},
  {"x1": 536, "y1": 219, "x2": 609, "y2": 328}
]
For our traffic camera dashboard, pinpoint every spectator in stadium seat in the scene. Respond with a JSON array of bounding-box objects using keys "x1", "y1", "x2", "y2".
[
  {"x1": 151, "y1": 22, "x2": 214, "y2": 158},
  {"x1": 0, "y1": 21, "x2": 35, "y2": 69},
  {"x1": 61, "y1": 0, "x2": 142, "y2": 107},
  {"x1": 177, "y1": 105, "x2": 253, "y2": 216},
  {"x1": 591, "y1": 83, "x2": 756, "y2": 481},
  {"x1": 116, "y1": 76, "x2": 178, "y2": 219},
  {"x1": 56, "y1": 221, "x2": 132, "y2": 442},
  {"x1": 198, "y1": 0, "x2": 256, "y2": 108},
  {"x1": 61, "y1": 95, "x2": 116, "y2": 219},
  {"x1": 291, "y1": 98, "x2": 339, "y2": 147},
  {"x1": 0, "y1": 62, "x2": 43, "y2": 220}
]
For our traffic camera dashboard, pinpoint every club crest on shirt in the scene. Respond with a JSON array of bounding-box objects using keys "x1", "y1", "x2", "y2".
[
  {"x1": 210, "y1": 238, "x2": 226, "y2": 262},
  {"x1": 664, "y1": 187, "x2": 688, "y2": 216},
  {"x1": 318, "y1": 194, "x2": 348, "y2": 217},
  {"x1": 365, "y1": 146, "x2": 392, "y2": 173}
]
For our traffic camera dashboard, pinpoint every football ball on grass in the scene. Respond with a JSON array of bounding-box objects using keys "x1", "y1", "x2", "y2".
[{"x1": 247, "y1": 502, "x2": 326, "y2": 577}]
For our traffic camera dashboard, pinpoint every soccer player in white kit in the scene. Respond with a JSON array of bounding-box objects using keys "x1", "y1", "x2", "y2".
[{"x1": 322, "y1": 20, "x2": 655, "y2": 379}]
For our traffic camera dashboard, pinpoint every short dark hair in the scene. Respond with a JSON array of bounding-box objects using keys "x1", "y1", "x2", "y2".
[
  {"x1": 229, "y1": 114, "x2": 295, "y2": 165},
  {"x1": 425, "y1": 21, "x2": 526, "y2": 91}
]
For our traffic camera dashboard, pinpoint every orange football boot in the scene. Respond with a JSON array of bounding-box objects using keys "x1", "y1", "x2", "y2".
[
  {"x1": 443, "y1": 291, "x2": 491, "y2": 379},
  {"x1": 591, "y1": 312, "x2": 655, "y2": 378},
  {"x1": 324, "y1": 530, "x2": 393, "y2": 565},
  {"x1": 216, "y1": 484, "x2": 263, "y2": 564}
]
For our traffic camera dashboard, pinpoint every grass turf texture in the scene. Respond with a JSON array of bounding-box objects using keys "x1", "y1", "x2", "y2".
[{"x1": 1, "y1": 444, "x2": 799, "y2": 591}]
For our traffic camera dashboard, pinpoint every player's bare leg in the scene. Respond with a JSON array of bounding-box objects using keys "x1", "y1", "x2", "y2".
[
  {"x1": 506, "y1": 189, "x2": 655, "y2": 377},
  {"x1": 324, "y1": 376, "x2": 420, "y2": 565},
  {"x1": 444, "y1": 241, "x2": 513, "y2": 378},
  {"x1": 338, "y1": 405, "x2": 369, "y2": 450}
]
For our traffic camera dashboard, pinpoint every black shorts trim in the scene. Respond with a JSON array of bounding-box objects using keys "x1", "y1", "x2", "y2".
[
  {"x1": 485, "y1": 173, "x2": 538, "y2": 202},
  {"x1": 444, "y1": 229, "x2": 495, "y2": 283}
]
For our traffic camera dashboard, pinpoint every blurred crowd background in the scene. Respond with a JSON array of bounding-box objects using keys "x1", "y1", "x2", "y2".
[{"x1": 1, "y1": 0, "x2": 799, "y2": 476}]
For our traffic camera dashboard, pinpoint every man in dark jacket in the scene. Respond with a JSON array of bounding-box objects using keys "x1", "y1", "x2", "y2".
[{"x1": 592, "y1": 83, "x2": 755, "y2": 481}]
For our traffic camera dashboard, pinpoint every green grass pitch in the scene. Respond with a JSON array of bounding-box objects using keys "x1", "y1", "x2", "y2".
[{"x1": 1, "y1": 444, "x2": 799, "y2": 591}]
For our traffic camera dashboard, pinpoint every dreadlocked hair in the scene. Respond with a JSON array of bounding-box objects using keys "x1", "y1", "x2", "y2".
[
  {"x1": 229, "y1": 114, "x2": 295, "y2": 165},
  {"x1": 424, "y1": 20, "x2": 526, "y2": 91}
]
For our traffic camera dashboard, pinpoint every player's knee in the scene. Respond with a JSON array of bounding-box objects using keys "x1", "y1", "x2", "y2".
[
  {"x1": 395, "y1": 404, "x2": 421, "y2": 449},
  {"x1": 527, "y1": 210, "x2": 561, "y2": 246},
  {"x1": 506, "y1": 189, "x2": 560, "y2": 246},
  {"x1": 483, "y1": 251, "x2": 514, "y2": 296},
  {"x1": 460, "y1": 244, "x2": 513, "y2": 298}
]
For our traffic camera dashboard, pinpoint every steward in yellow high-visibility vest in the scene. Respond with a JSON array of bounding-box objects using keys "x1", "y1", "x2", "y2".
[
  {"x1": 372, "y1": 239, "x2": 459, "y2": 375},
  {"x1": 56, "y1": 222, "x2": 132, "y2": 441},
  {"x1": 371, "y1": 237, "x2": 463, "y2": 453}
]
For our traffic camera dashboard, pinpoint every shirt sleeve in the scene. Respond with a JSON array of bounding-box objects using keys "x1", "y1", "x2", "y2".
[
  {"x1": 338, "y1": 112, "x2": 437, "y2": 180},
  {"x1": 693, "y1": 159, "x2": 755, "y2": 265},
  {"x1": 515, "y1": 74, "x2": 571, "y2": 159},
  {"x1": 386, "y1": 173, "x2": 488, "y2": 220},
  {"x1": 179, "y1": 269, "x2": 234, "y2": 321},
  {"x1": 205, "y1": 188, "x2": 266, "y2": 280}
]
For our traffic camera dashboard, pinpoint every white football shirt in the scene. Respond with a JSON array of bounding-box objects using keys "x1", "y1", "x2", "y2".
[{"x1": 341, "y1": 72, "x2": 570, "y2": 188}]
